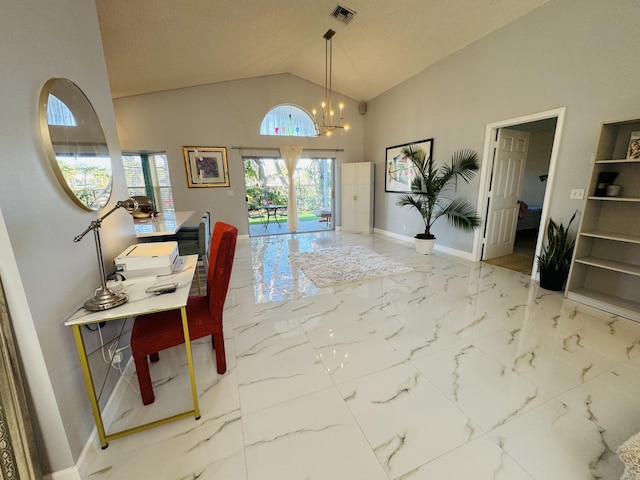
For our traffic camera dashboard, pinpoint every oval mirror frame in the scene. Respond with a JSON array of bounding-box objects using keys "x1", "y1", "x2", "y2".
[{"x1": 38, "y1": 78, "x2": 113, "y2": 211}]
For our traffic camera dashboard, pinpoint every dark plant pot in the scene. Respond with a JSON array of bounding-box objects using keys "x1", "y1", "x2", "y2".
[
  {"x1": 539, "y1": 267, "x2": 568, "y2": 291},
  {"x1": 415, "y1": 233, "x2": 436, "y2": 240}
]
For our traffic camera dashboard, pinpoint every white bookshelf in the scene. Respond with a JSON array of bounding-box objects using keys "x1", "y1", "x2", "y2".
[{"x1": 565, "y1": 118, "x2": 640, "y2": 322}]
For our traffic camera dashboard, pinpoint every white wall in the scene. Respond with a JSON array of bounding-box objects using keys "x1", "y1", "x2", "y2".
[
  {"x1": 113, "y1": 74, "x2": 366, "y2": 233},
  {"x1": 0, "y1": 1, "x2": 135, "y2": 473},
  {"x1": 521, "y1": 128, "x2": 555, "y2": 207},
  {"x1": 366, "y1": 0, "x2": 640, "y2": 252}
]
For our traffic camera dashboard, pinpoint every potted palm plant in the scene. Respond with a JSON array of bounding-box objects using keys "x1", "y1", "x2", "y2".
[
  {"x1": 396, "y1": 145, "x2": 481, "y2": 254},
  {"x1": 536, "y1": 212, "x2": 576, "y2": 291}
]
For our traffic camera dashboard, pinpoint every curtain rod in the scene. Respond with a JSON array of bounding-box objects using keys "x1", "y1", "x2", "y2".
[{"x1": 231, "y1": 146, "x2": 344, "y2": 152}]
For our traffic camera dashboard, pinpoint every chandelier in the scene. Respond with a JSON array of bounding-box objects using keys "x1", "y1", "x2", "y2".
[{"x1": 313, "y1": 29, "x2": 349, "y2": 136}]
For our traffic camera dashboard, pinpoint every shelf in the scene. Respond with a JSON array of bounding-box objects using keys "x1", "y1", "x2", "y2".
[
  {"x1": 567, "y1": 118, "x2": 640, "y2": 322},
  {"x1": 574, "y1": 256, "x2": 640, "y2": 277},
  {"x1": 566, "y1": 288, "x2": 640, "y2": 322},
  {"x1": 580, "y1": 230, "x2": 640, "y2": 244},
  {"x1": 595, "y1": 158, "x2": 640, "y2": 164},
  {"x1": 587, "y1": 196, "x2": 640, "y2": 202}
]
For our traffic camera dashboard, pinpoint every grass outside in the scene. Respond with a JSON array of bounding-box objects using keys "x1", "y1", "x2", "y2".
[{"x1": 248, "y1": 210, "x2": 328, "y2": 225}]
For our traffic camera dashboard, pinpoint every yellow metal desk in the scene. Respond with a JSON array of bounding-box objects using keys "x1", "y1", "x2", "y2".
[{"x1": 65, "y1": 255, "x2": 199, "y2": 448}]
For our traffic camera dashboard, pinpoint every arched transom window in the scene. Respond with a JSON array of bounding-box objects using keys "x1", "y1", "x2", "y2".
[
  {"x1": 47, "y1": 94, "x2": 77, "y2": 126},
  {"x1": 260, "y1": 104, "x2": 317, "y2": 137}
]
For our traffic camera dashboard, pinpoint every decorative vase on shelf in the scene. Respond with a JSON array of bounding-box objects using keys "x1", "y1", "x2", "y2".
[{"x1": 594, "y1": 171, "x2": 618, "y2": 196}]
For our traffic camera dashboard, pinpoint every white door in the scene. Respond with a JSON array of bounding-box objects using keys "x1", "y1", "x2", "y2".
[
  {"x1": 483, "y1": 128, "x2": 530, "y2": 259},
  {"x1": 342, "y1": 163, "x2": 357, "y2": 232}
]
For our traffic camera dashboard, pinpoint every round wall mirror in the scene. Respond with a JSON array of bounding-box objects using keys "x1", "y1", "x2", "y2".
[{"x1": 39, "y1": 78, "x2": 113, "y2": 210}]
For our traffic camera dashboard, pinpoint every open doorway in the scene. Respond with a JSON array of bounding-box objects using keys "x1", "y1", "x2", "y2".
[
  {"x1": 244, "y1": 156, "x2": 334, "y2": 237},
  {"x1": 473, "y1": 108, "x2": 566, "y2": 277}
]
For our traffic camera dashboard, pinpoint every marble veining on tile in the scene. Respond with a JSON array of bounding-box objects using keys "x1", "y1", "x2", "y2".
[{"x1": 81, "y1": 231, "x2": 638, "y2": 479}]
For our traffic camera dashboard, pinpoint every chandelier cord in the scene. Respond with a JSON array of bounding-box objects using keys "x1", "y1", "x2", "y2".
[{"x1": 313, "y1": 29, "x2": 348, "y2": 137}]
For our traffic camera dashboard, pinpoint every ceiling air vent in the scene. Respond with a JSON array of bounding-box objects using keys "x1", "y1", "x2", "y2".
[{"x1": 330, "y1": 4, "x2": 357, "y2": 24}]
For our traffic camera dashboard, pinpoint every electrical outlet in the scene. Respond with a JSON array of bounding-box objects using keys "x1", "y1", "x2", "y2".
[
  {"x1": 570, "y1": 188, "x2": 585, "y2": 200},
  {"x1": 108, "y1": 342, "x2": 125, "y2": 365}
]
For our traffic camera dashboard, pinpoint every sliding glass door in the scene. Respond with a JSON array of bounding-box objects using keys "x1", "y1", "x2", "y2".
[{"x1": 244, "y1": 156, "x2": 333, "y2": 236}]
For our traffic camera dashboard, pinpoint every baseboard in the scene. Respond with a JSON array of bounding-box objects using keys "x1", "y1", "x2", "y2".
[
  {"x1": 44, "y1": 467, "x2": 81, "y2": 480},
  {"x1": 373, "y1": 228, "x2": 475, "y2": 261}
]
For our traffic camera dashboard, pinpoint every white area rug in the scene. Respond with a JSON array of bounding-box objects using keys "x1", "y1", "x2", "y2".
[{"x1": 288, "y1": 246, "x2": 412, "y2": 287}]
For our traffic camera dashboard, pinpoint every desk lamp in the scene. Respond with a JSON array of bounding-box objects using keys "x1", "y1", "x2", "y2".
[{"x1": 74, "y1": 197, "x2": 150, "y2": 311}]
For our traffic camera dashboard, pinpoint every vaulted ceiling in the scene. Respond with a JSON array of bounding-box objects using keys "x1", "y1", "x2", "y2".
[{"x1": 95, "y1": 0, "x2": 549, "y2": 100}]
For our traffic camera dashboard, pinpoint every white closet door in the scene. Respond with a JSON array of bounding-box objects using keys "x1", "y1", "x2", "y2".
[
  {"x1": 342, "y1": 163, "x2": 357, "y2": 232},
  {"x1": 342, "y1": 162, "x2": 374, "y2": 234}
]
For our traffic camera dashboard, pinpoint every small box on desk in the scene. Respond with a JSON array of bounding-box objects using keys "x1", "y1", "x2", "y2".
[{"x1": 115, "y1": 241, "x2": 179, "y2": 278}]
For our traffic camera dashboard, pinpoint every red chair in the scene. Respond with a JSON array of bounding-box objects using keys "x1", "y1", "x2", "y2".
[{"x1": 130, "y1": 222, "x2": 238, "y2": 405}]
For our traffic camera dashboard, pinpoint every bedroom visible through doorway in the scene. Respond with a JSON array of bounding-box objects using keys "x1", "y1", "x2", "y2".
[{"x1": 476, "y1": 108, "x2": 565, "y2": 276}]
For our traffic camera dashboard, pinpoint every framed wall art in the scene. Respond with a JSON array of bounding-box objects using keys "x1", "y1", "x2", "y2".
[
  {"x1": 183, "y1": 146, "x2": 230, "y2": 187},
  {"x1": 385, "y1": 138, "x2": 433, "y2": 193}
]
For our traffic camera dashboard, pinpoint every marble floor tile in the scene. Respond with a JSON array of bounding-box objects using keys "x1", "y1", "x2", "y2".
[
  {"x1": 236, "y1": 335, "x2": 334, "y2": 414},
  {"x1": 474, "y1": 310, "x2": 618, "y2": 397},
  {"x1": 558, "y1": 364, "x2": 640, "y2": 442},
  {"x1": 489, "y1": 399, "x2": 625, "y2": 480},
  {"x1": 400, "y1": 435, "x2": 534, "y2": 480},
  {"x1": 412, "y1": 343, "x2": 553, "y2": 433},
  {"x1": 307, "y1": 320, "x2": 406, "y2": 384},
  {"x1": 336, "y1": 362, "x2": 478, "y2": 478},
  {"x1": 242, "y1": 387, "x2": 389, "y2": 480},
  {"x1": 80, "y1": 231, "x2": 635, "y2": 480}
]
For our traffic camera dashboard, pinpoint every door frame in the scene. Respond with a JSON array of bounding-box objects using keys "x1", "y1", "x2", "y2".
[{"x1": 472, "y1": 107, "x2": 567, "y2": 278}]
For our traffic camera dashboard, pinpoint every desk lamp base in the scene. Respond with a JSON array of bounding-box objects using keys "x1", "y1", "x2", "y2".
[{"x1": 84, "y1": 287, "x2": 128, "y2": 312}]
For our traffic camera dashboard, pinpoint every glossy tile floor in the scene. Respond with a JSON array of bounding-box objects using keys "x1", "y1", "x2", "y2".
[{"x1": 82, "y1": 231, "x2": 640, "y2": 479}]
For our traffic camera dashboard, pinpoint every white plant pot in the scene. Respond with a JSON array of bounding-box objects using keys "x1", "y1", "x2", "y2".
[{"x1": 415, "y1": 237, "x2": 436, "y2": 255}]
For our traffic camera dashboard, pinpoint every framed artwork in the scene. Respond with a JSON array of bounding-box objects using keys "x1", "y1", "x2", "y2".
[
  {"x1": 385, "y1": 138, "x2": 433, "y2": 193},
  {"x1": 183, "y1": 146, "x2": 230, "y2": 187},
  {"x1": 627, "y1": 132, "x2": 640, "y2": 160}
]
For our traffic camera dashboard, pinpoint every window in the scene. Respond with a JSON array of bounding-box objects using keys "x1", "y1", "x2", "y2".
[
  {"x1": 260, "y1": 104, "x2": 317, "y2": 137},
  {"x1": 122, "y1": 152, "x2": 174, "y2": 213}
]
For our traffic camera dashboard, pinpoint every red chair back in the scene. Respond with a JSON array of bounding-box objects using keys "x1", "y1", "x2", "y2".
[{"x1": 207, "y1": 222, "x2": 238, "y2": 317}]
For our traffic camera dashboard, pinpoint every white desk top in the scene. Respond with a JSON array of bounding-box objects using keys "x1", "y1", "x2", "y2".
[
  {"x1": 134, "y1": 211, "x2": 194, "y2": 238},
  {"x1": 65, "y1": 255, "x2": 198, "y2": 327}
]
